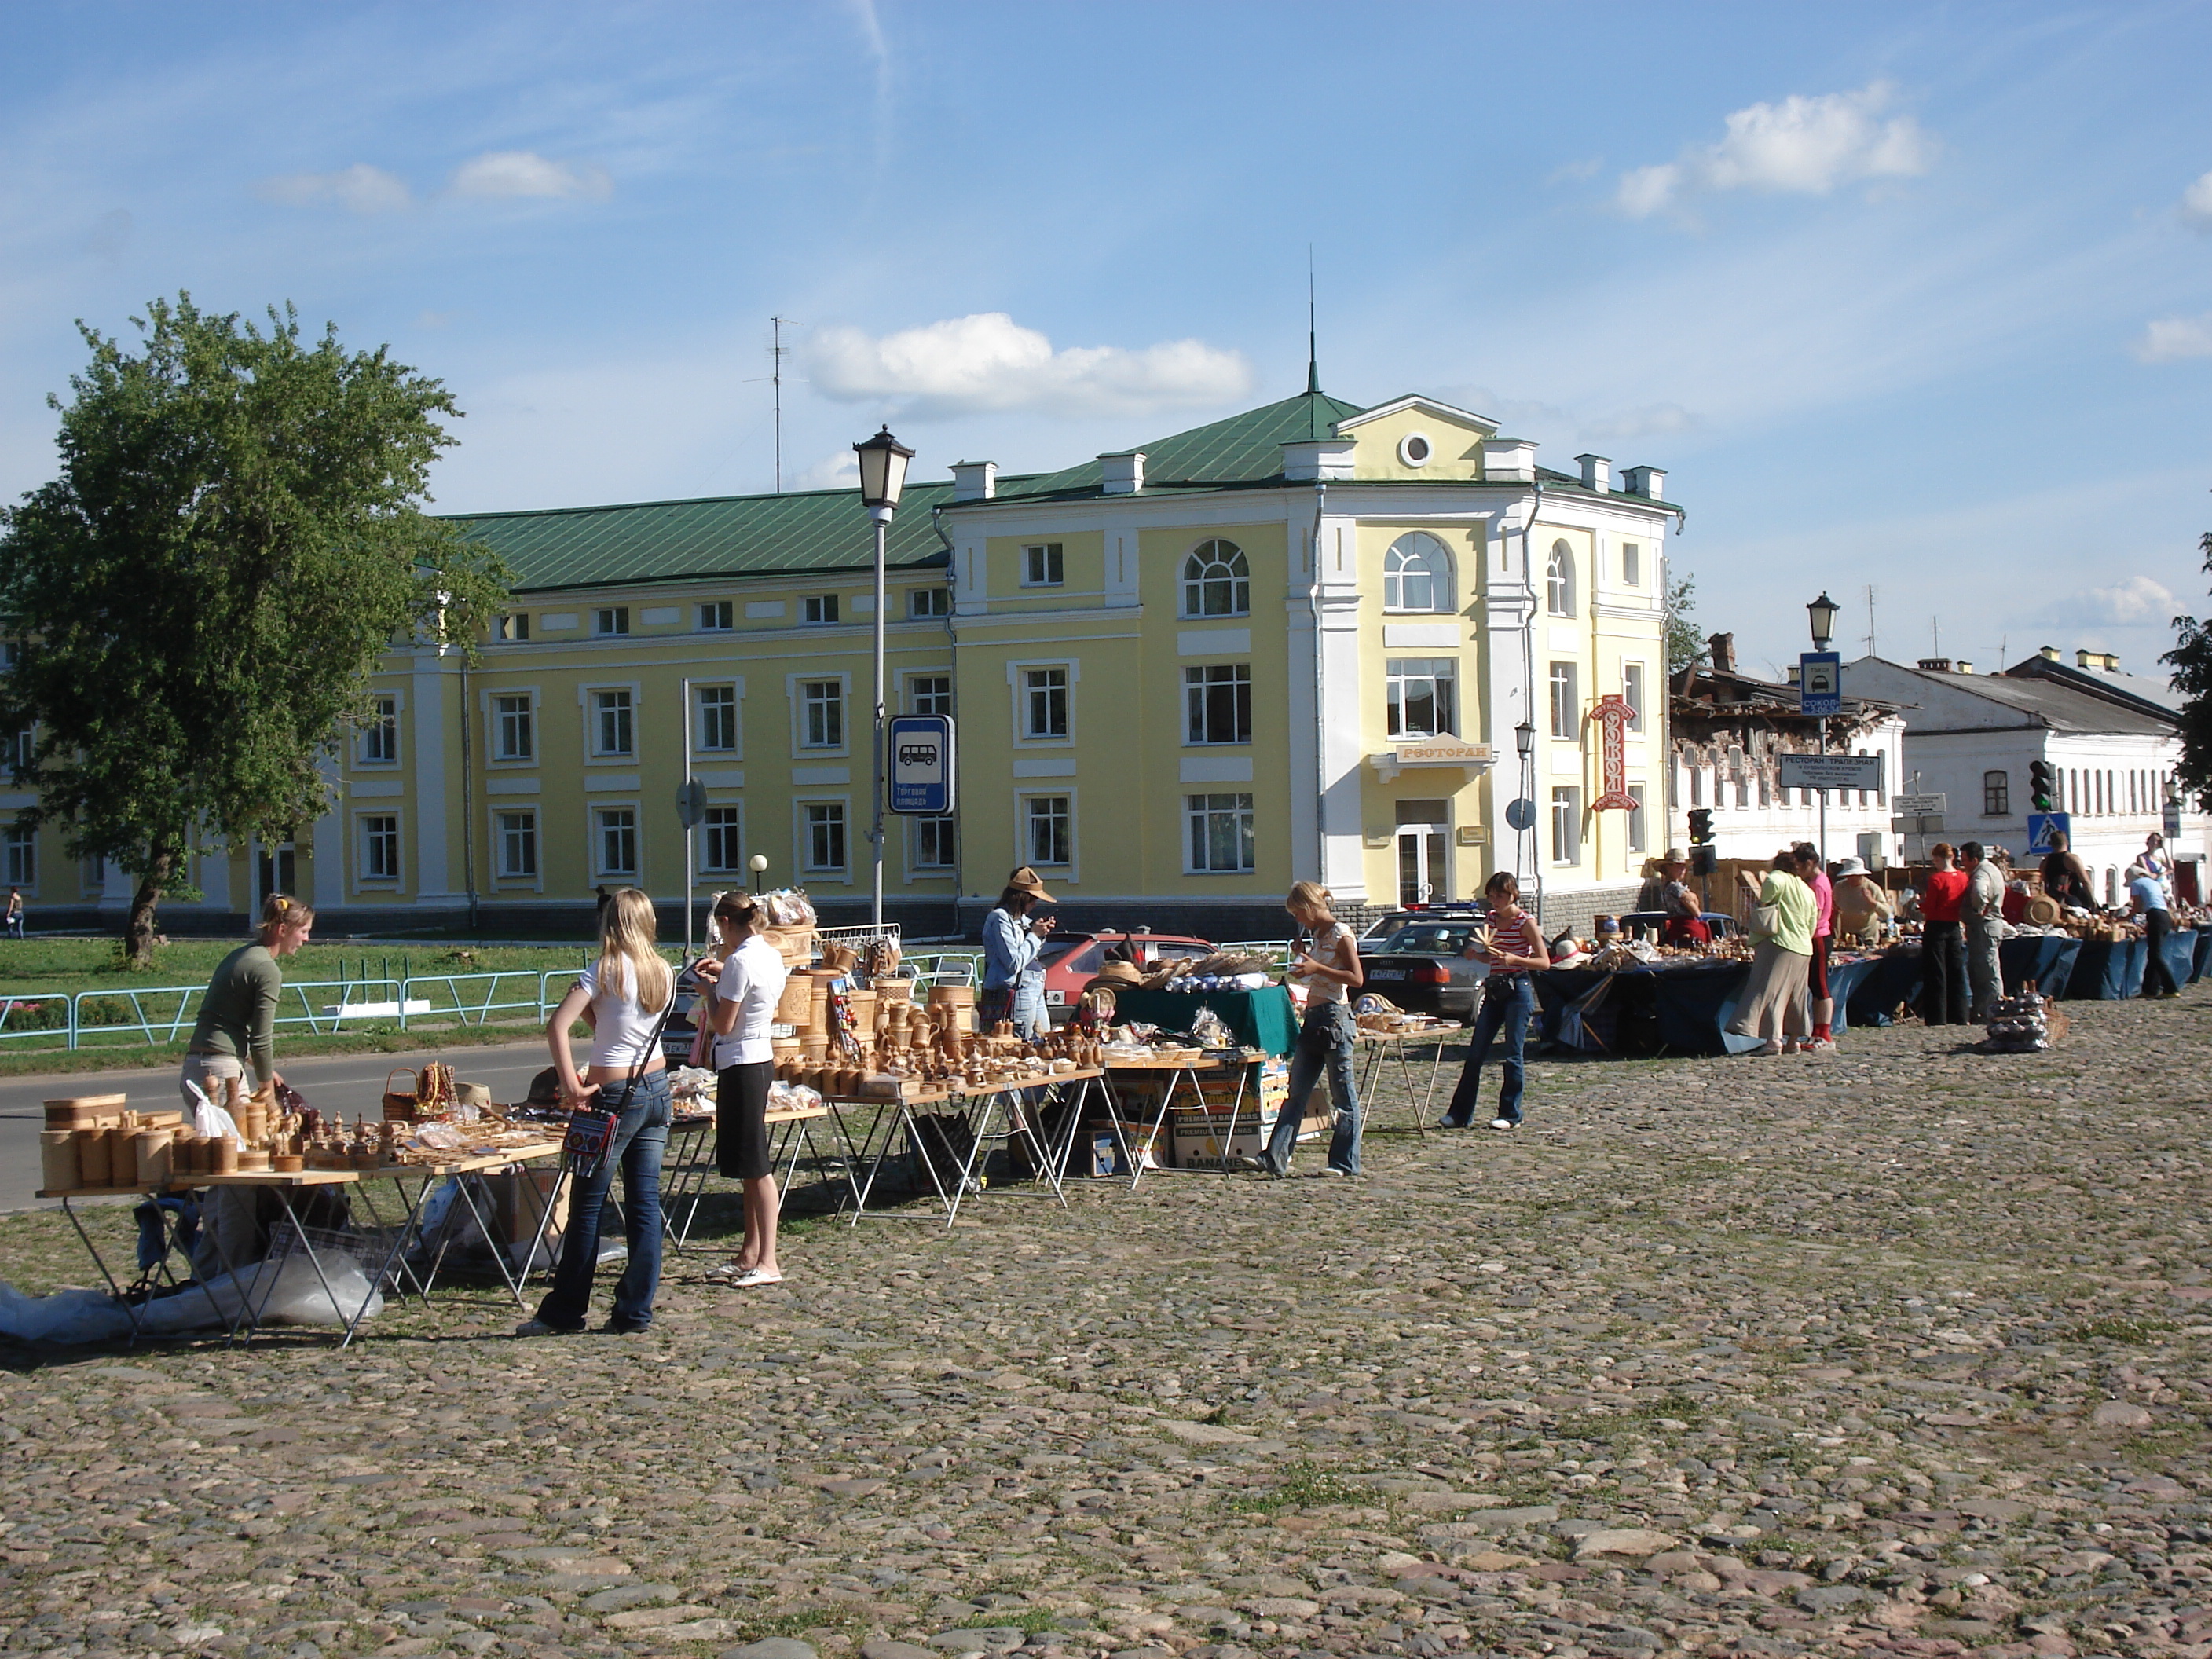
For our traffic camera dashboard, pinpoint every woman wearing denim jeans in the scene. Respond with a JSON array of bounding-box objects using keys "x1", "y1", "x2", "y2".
[
  {"x1": 520, "y1": 888, "x2": 675, "y2": 1336},
  {"x1": 1441, "y1": 872, "x2": 1548, "y2": 1130},
  {"x1": 1257, "y1": 881, "x2": 1364, "y2": 1177}
]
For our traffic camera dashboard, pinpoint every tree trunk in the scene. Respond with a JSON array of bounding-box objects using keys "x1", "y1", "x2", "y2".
[{"x1": 125, "y1": 848, "x2": 174, "y2": 970}]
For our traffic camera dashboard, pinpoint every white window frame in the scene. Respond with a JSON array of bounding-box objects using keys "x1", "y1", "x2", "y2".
[
  {"x1": 1386, "y1": 657, "x2": 1459, "y2": 740},
  {"x1": 1018, "y1": 790, "x2": 1076, "y2": 876},
  {"x1": 801, "y1": 594, "x2": 840, "y2": 626},
  {"x1": 488, "y1": 687, "x2": 539, "y2": 766},
  {"x1": 583, "y1": 683, "x2": 638, "y2": 760},
  {"x1": 698, "y1": 600, "x2": 734, "y2": 632},
  {"x1": 1382, "y1": 531, "x2": 1454, "y2": 614},
  {"x1": 907, "y1": 815, "x2": 958, "y2": 877},
  {"x1": 1551, "y1": 786, "x2": 1583, "y2": 866},
  {"x1": 1183, "y1": 664, "x2": 1253, "y2": 746},
  {"x1": 903, "y1": 668, "x2": 954, "y2": 717},
  {"x1": 1546, "y1": 540, "x2": 1576, "y2": 617},
  {"x1": 591, "y1": 804, "x2": 640, "y2": 880},
  {"x1": 3, "y1": 821, "x2": 37, "y2": 892},
  {"x1": 355, "y1": 811, "x2": 401, "y2": 888},
  {"x1": 789, "y1": 672, "x2": 851, "y2": 756},
  {"x1": 1179, "y1": 539, "x2": 1251, "y2": 620},
  {"x1": 357, "y1": 691, "x2": 402, "y2": 767},
  {"x1": 700, "y1": 804, "x2": 745, "y2": 875},
  {"x1": 1623, "y1": 661, "x2": 1646, "y2": 734},
  {"x1": 694, "y1": 682, "x2": 742, "y2": 757},
  {"x1": 1020, "y1": 543, "x2": 1066, "y2": 588},
  {"x1": 795, "y1": 797, "x2": 852, "y2": 884},
  {"x1": 1548, "y1": 661, "x2": 1580, "y2": 740},
  {"x1": 493, "y1": 808, "x2": 541, "y2": 890},
  {"x1": 1006, "y1": 657, "x2": 1077, "y2": 747},
  {"x1": 493, "y1": 612, "x2": 531, "y2": 643},
  {"x1": 1626, "y1": 783, "x2": 1647, "y2": 859},
  {"x1": 1621, "y1": 540, "x2": 1641, "y2": 588},
  {"x1": 594, "y1": 606, "x2": 630, "y2": 638},
  {"x1": 1184, "y1": 793, "x2": 1256, "y2": 875},
  {"x1": 909, "y1": 587, "x2": 952, "y2": 620}
]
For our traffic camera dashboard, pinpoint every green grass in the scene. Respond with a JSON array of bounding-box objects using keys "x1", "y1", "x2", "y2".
[
  {"x1": 1220, "y1": 1459, "x2": 1365, "y2": 1515},
  {"x1": 2064, "y1": 1317, "x2": 2177, "y2": 1344},
  {"x1": 0, "y1": 936, "x2": 597, "y2": 994},
  {"x1": 0, "y1": 1019, "x2": 553, "y2": 1079}
]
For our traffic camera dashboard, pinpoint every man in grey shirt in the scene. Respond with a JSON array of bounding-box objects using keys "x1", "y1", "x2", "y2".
[{"x1": 1960, "y1": 841, "x2": 2006, "y2": 1022}]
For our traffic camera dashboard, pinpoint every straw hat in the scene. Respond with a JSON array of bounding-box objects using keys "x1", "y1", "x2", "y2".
[
  {"x1": 1090, "y1": 960, "x2": 1144, "y2": 989},
  {"x1": 456, "y1": 1082, "x2": 493, "y2": 1108},
  {"x1": 1662, "y1": 847, "x2": 1688, "y2": 864},
  {"x1": 1835, "y1": 857, "x2": 1868, "y2": 877},
  {"x1": 2025, "y1": 893, "x2": 2064, "y2": 925},
  {"x1": 1005, "y1": 866, "x2": 1057, "y2": 903}
]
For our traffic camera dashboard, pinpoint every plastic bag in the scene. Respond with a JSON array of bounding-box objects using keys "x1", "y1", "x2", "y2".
[
  {"x1": 184, "y1": 1080, "x2": 242, "y2": 1143},
  {"x1": 0, "y1": 1282, "x2": 134, "y2": 1345}
]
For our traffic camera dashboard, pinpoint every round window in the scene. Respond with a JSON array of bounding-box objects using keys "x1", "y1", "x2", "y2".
[{"x1": 1398, "y1": 432, "x2": 1433, "y2": 467}]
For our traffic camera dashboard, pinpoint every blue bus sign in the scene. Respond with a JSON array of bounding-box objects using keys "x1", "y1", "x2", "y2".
[
  {"x1": 1799, "y1": 652, "x2": 1842, "y2": 716},
  {"x1": 888, "y1": 714, "x2": 955, "y2": 815}
]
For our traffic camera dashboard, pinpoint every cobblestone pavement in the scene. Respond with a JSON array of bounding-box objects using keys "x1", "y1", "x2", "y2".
[{"x1": 3, "y1": 991, "x2": 2210, "y2": 1659}]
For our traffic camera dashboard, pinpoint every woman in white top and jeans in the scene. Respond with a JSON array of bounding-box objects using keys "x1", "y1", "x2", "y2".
[
  {"x1": 519, "y1": 888, "x2": 675, "y2": 1336},
  {"x1": 1257, "y1": 881, "x2": 1365, "y2": 1177},
  {"x1": 697, "y1": 890, "x2": 791, "y2": 1287}
]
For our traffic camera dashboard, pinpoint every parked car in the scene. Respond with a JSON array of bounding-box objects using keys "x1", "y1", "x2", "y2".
[
  {"x1": 1358, "y1": 903, "x2": 1488, "y2": 941},
  {"x1": 1616, "y1": 910, "x2": 1739, "y2": 940},
  {"x1": 660, "y1": 960, "x2": 714, "y2": 1064},
  {"x1": 1037, "y1": 930, "x2": 1216, "y2": 1018},
  {"x1": 1355, "y1": 916, "x2": 1493, "y2": 1022}
]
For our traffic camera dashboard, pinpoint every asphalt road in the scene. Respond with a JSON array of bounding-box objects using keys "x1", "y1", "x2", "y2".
[{"x1": 0, "y1": 1038, "x2": 555, "y2": 1212}]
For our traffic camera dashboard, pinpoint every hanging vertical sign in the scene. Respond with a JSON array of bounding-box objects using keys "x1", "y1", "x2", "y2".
[{"x1": 1591, "y1": 694, "x2": 1637, "y2": 810}]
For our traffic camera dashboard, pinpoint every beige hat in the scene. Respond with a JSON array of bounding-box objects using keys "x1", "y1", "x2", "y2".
[
  {"x1": 1090, "y1": 961, "x2": 1144, "y2": 989},
  {"x1": 2026, "y1": 893, "x2": 2064, "y2": 925},
  {"x1": 456, "y1": 1082, "x2": 494, "y2": 1108},
  {"x1": 1835, "y1": 857, "x2": 1868, "y2": 877},
  {"x1": 1662, "y1": 848, "x2": 1687, "y2": 864},
  {"x1": 1005, "y1": 866, "x2": 1057, "y2": 903}
]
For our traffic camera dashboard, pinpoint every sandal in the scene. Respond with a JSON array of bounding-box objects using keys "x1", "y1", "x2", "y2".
[{"x1": 731, "y1": 1267, "x2": 783, "y2": 1287}]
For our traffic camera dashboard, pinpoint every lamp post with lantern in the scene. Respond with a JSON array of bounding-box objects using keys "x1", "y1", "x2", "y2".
[
  {"x1": 1514, "y1": 718, "x2": 1538, "y2": 924},
  {"x1": 852, "y1": 427, "x2": 914, "y2": 931},
  {"x1": 1807, "y1": 591, "x2": 1840, "y2": 862}
]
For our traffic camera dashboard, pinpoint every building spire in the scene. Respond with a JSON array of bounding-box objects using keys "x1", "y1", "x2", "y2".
[{"x1": 1306, "y1": 247, "x2": 1320, "y2": 400}]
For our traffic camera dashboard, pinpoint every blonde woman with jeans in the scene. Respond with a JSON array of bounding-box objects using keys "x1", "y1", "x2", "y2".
[{"x1": 1727, "y1": 851, "x2": 1816, "y2": 1054}]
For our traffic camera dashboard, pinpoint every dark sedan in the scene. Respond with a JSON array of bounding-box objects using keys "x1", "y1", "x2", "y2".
[{"x1": 1354, "y1": 917, "x2": 1492, "y2": 1022}]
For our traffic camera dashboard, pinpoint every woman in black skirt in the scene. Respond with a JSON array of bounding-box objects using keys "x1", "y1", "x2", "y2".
[{"x1": 697, "y1": 892, "x2": 790, "y2": 1287}]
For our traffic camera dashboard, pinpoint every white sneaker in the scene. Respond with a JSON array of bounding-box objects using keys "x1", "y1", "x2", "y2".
[
  {"x1": 1805, "y1": 1037, "x2": 1837, "y2": 1053},
  {"x1": 1489, "y1": 1117, "x2": 1517, "y2": 1130}
]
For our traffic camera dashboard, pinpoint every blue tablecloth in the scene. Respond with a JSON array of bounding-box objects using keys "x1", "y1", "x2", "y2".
[
  {"x1": 1826, "y1": 957, "x2": 1884, "y2": 1034},
  {"x1": 2196, "y1": 928, "x2": 2212, "y2": 984},
  {"x1": 1108, "y1": 985, "x2": 1298, "y2": 1054},
  {"x1": 2161, "y1": 927, "x2": 2197, "y2": 991},
  {"x1": 1845, "y1": 948, "x2": 1923, "y2": 1027},
  {"x1": 1533, "y1": 961, "x2": 1753, "y2": 1057},
  {"x1": 2065, "y1": 938, "x2": 2147, "y2": 1000},
  {"x1": 2003, "y1": 935, "x2": 2081, "y2": 999}
]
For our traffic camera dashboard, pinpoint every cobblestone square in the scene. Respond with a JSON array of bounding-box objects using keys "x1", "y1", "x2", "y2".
[{"x1": 3, "y1": 994, "x2": 2208, "y2": 1659}]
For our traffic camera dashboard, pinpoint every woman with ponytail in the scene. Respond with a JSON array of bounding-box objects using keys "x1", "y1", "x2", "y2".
[
  {"x1": 695, "y1": 890, "x2": 790, "y2": 1287},
  {"x1": 181, "y1": 892, "x2": 315, "y2": 1107},
  {"x1": 519, "y1": 888, "x2": 675, "y2": 1336},
  {"x1": 1253, "y1": 881, "x2": 1364, "y2": 1177}
]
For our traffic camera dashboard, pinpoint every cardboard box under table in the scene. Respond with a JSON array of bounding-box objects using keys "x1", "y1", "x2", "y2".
[{"x1": 1100, "y1": 1055, "x2": 1295, "y2": 1183}]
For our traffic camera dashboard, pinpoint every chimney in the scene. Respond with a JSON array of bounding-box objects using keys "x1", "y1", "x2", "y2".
[
  {"x1": 1620, "y1": 464, "x2": 1667, "y2": 500},
  {"x1": 1575, "y1": 452, "x2": 1612, "y2": 492},
  {"x1": 1917, "y1": 657, "x2": 1953, "y2": 673},
  {"x1": 1281, "y1": 437, "x2": 1356, "y2": 481},
  {"x1": 1099, "y1": 451, "x2": 1145, "y2": 495},
  {"x1": 2077, "y1": 648, "x2": 2122, "y2": 672},
  {"x1": 1708, "y1": 631, "x2": 1736, "y2": 672},
  {"x1": 2038, "y1": 645, "x2": 2060, "y2": 661},
  {"x1": 949, "y1": 460, "x2": 997, "y2": 502},
  {"x1": 1954, "y1": 660, "x2": 1973, "y2": 675},
  {"x1": 1481, "y1": 437, "x2": 1537, "y2": 482}
]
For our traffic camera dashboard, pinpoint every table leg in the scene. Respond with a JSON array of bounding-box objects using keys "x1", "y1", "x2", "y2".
[
  {"x1": 833, "y1": 1100, "x2": 902, "y2": 1221},
  {"x1": 1126, "y1": 1069, "x2": 1185, "y2": 1192},
  {"x1": 659, "y1": 1121, "x2": 716, "y2": 1252},
  {"x1": 942, "y1": 1096, "x2": 999, "y2": 1227},
  {"x1": 57, "y1": 1196, "x2": 151, "y2": 1346}
]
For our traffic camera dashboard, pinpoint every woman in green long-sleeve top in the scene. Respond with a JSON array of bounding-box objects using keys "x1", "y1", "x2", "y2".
[{"x1": 180, "y1": 893, "x2": 316, "y2": 1108}]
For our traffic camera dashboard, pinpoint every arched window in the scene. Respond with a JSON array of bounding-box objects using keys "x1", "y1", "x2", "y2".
[
  {"x1": 1546, "y1": 540, "x2": 1574, "y2": 617},
  {"x1": 1382, "y1": 532, "x2": 1454, "y2": 613},
  {"x1": 1181, "y1": 539, "x2": 1249, "y2": 618}
]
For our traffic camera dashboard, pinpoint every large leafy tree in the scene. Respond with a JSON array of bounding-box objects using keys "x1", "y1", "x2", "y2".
[
  {"x1": 1664, "y1": 569, "x2": 1707, "y2": 675},
  {"x1": 2164, "y1": 529, "x2": 2212, "y2": 808},
  {"x1": 0, "y1": 295, "x2": 508, "y2": 964}
]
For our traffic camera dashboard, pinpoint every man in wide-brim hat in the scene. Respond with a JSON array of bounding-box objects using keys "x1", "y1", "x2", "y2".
[
  {"x1": 983, "y1": 866, "x2": 1058, "y2": 1037},
  {"x1": 1637, "y1": 848, "x2": 1688, "y2": 913}
]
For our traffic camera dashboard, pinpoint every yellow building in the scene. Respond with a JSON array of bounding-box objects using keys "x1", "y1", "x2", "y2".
[{"x1": 17, "y1": 383, "x2": 1678, "y2": 939}]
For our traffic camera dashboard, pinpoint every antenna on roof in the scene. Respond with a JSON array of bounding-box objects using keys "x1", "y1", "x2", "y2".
[
  {"x1": 1306, "y1": 245, "x2": 1320, "y2": 405},
  {"x1": 771, "y1": 317, "x2": 792, "y2": 493}
]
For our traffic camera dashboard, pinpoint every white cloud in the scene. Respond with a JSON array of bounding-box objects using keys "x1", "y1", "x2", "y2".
[
  {"x1": 1616, "y1": 82, "x2": 1936, "y2": 218},
  {"x1": 2073, "y1": 575, "x2": 2179, "y2": 628},
  {"x1": 803, "y1": 312, "x2": 1252, "y2": 419},
  {"x1": 1584, "y1": 401, "x2": 1703, "y2": 442},
  {"x1": 255, "y1": 162, "x2": 411, "y2": 214},
  {"x1": 796, "y1": 450, "x2": 860, "y2": 490},
  {"x1": 448, "y1": 149, "x2": 610, "y2": 200},
  {"x1": 2133, "y1": 312, "x2": 2212, "y2": 363},
  {"x1": 2181, "y1": 169, "x2": 2212, "y2": 230}
]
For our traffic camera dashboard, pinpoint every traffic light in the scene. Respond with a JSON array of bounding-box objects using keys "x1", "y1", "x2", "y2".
[
  {"x1": 2029, "y1": 759, "x2": 2056, "y2": 813},
  {"x1": 1686, "y1": 808, "x2": 1714, "y2": 846}
]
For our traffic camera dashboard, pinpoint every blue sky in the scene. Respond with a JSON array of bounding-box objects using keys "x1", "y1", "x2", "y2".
[{"x1": 2, "y1": 1, "x2": 2210, "y2": 678}]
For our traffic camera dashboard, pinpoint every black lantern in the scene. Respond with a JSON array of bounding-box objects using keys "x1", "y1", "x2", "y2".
[
  {"x1": 854, "y1": 426, "x2": 914, "y2": 512},
  {"x1": 1514, "y1": 720, "x2": 1536, "y2": 758},
  {"x1": 1807, "y1": 591, "x2": 1840, "y2": 652}
]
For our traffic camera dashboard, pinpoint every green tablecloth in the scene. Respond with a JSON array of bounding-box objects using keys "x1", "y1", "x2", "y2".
[{"x1": 1108, "y1": 985, "x2": 1298, "y2": 1056}]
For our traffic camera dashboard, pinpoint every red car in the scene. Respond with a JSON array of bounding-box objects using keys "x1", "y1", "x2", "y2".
[{"x1": 1036, "y1": 930, "x2": 1217, "y2": 1018}]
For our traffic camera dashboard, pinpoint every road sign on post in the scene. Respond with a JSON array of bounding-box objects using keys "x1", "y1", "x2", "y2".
[
  {"x1": 675, "y1": 778, "x2": 708, "y2": 827},
  {"x1": 888, "y1": 714, "x2": 956, "y2": 815},
  {"x1": 2027, "y1": 811, "x2": 2072, "y2": 854},
  {"x1": 2165, "y1": 801, "x2": 2183, "y2": 839},
  {"x1": 1777, "y1": 752, "x2": 1884, "y2": 793},
  {"x1": 1892, "y1": 792, "x2": 1946, "y2": 816},
  {"x1": 1799, "y1": 652, "x2": 1842, "y2": 716}
]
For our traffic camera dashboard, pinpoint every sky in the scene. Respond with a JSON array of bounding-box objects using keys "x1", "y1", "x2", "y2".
[{"x1": 2, "y1": 1, "x2": 2210, "y2": 679}]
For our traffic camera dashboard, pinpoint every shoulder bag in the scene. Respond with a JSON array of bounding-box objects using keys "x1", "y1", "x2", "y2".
[{"x1": 562, "y1": 961, "x2": 689, "y2": 1170}]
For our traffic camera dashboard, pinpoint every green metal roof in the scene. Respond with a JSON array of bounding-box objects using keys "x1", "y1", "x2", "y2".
[
  {"x1": 443, "y1": 478, "x2": 998, "y2": 594},
  {"x1": 987, "y1": 390, "x2": 1368, "y2": 502}
]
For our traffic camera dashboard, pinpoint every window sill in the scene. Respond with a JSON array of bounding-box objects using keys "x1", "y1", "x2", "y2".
[{"x1": 587, "y1": 755, "x2": 639, "y2": 765}]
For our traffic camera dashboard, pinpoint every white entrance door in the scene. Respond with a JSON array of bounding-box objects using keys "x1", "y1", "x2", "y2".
[{"x1": 1396, "y1": 826, "x2": 1446, "y2": 906}]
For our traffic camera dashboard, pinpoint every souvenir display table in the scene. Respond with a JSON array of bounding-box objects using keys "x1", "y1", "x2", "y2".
[
  {"x1": 1104, "y1": 985, "x2": 1298, "y2": 1057},
  {"x1": 1352, "y1": 1020, "x2": 1461, "y2": 1133}
]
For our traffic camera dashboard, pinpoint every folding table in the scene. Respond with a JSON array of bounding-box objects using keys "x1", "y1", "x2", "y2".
[
  {"x1": 1096, "y1": 1056, "x2": 1252, "y2": 1188},
  {"x1": 1353, "y1": 1023, "x2": 1460, "y2": 1134}
]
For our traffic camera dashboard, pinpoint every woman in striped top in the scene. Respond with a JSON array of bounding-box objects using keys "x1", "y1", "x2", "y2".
[{"x1": 1441, "y1": 872, "x2": 1549, "y2": 1130}]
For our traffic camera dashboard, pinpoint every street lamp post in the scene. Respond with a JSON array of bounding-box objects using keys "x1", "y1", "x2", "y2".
[
  {"x1": 1808, "y1": 591, "x2": 1839, "y2": 863},
  {"x1": 853, "y1": 426, "x2": 914, "y2": 932},
  {"x1": 1514, "y1": 719, "x2": 1537, "y2": 925}
]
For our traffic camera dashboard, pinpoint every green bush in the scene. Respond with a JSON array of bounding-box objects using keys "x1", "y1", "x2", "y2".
[
  {"x1": 78, "y1": 995, "x2": 140, "y2": 1028},
  {"x1": 0, "y1": 998, "x2": 67, "y2": 1031}
]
